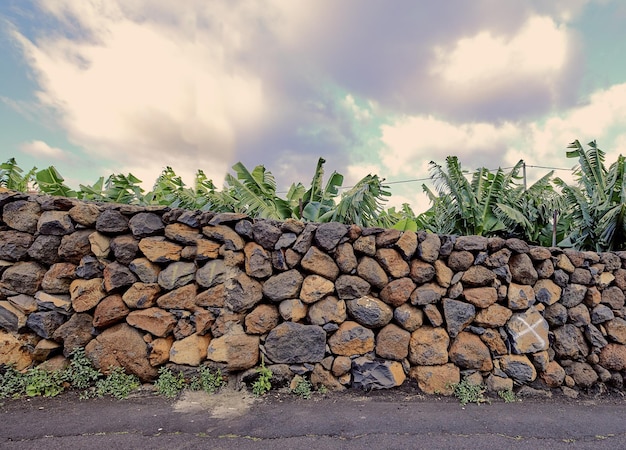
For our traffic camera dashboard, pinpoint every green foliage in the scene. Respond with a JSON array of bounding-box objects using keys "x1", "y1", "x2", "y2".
[
  {"x1": 94, "y1": 367, "x2": 140, "y2": 399},
  {"x1": 290, "y1": 376, "x2": 313, "y2": 399},
  {"x1": 35, "y1": 166, "x2": 77, "y2": 197},
  {"x1": 0, "y1": 158, "x2": 36, "y2": 191},
  {"x1": 498, "y1": 388, "x2": 517, "y2": 403},
  {"x1": 0, "y1": 365, "x2": 27, "y2": 398},
  {"x1": 451, "y1": 379, "x2": 488, "y2": 406},
  {"x1": 24, "y1": 367, "x2": 65, "y2": 397},
  {"x1": 65, "y1": 348, "x2": 101, "y2": 389},
  {"x1": 555, "y1": 140, "x2": 626, "y2": 251},
  {"x1": 189, "y1": 366, "x2": 225, "y2": 394},
  {"x1": 155, "y1": 366, "x2": 186, "y2": 398},
  {"x1": 252, "y1": 356, "x2": 273, "y2": 397}
]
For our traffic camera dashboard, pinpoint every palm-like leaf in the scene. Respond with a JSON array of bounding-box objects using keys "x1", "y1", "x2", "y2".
[{"x1": 0, "y1": 158, "x2": 36, "y2": 192}]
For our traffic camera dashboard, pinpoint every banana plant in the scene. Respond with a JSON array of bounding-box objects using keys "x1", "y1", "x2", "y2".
[
  {"x1": 35, "y1": 166, "x2": 77, "y2": 198},
  {"x1": 224, "y1": 162, "x2": 292, "y2": 219},
  {"x1": 555, "y1": 140, "x2": 626, "y2": 251},
  {"x1": 0, "y1": 158, "x2": 37, "y2": 192},
  {"x1": 298, "y1": 157, "x2": 344, "y2": 222}
]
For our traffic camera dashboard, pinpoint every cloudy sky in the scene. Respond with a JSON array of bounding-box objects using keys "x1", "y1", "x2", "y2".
[{"x1": 2, "y1": 0, "x2": 626, "y2": 212}]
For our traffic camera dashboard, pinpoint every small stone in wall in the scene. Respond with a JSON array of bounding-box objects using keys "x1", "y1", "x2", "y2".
[
  {"x1": 28, "y1": 235, "x2": 61, "y2": 265},
  {"x1": 376, "y1": 248, "x2": 410, "y2": 278},
  {"x1": 157, "y1": 261, "x2": 196, "y2": 290},
  {"x1": 449, "y1": 331, "x2": 493, "y2": 371},
  {"x1": 328, "y1": 321, "x2": 375, "y2": 357},
  {"x1": 202, "y1": 224, "x2": 245, "y2": 251},
  {"x1": 395, "y1": 230, "x2": 418, "y2": 259},
  {"x1": 225, "y1": 272, "x2": 264, "y2": 313},
  {"x1": 262, "y1": 270, "x2": 304, "y2": 302},
  {"x1": 335, "y1": 275, "x2": 371, "y2": 300},
  {"x1": 0, "y1": 330, "x2": 33, "y2": 370},
  {"x1": 110, "y1": 235, "x2": 139, "y2": 265},
  {"x1": 0, "y1": 230, "x2": 33, "y2": 261},
  {"x1": 126, "y1": 307, "x2": 177, "y2": 337},
  {"x1": 423, "y1": 304, "x2": 444, "y2": 327},
  {"x1": 479, "y1": 329, "x2": 508, "y2": 356},
  {"x1": 500, "y1": 354, "x2": 537, "y2": 383},
  {"x1": 70, "y1": 278, "x2": 106, "y2": 312},
  {"x1": 599, "y1": 343, "x2": 626, "y2": 371},
  {"x1": 554, "y1": 323, "x2": 590, "y2": 360},
  {"x1": 346, "y1": 295, "x2": 393, "y2": 328},
  {"x1": 379, "y1": 277, "x2": 416, "y2": 307},
  {"x1": 508, "y1": 253, "x2": 538, "y2": 285},
  {"x1": 314, "y1": 222, "x2": 348, "y2": 252},
  {"x1": 393, "y1": 304, "x2": 423, "y2": 332},
  {"x1": 443, "y1": 298, "x2": 475, "y2": 338},
  {"x1": 93, "y1": 294, "x2": 130, "y2": 328},
  {"x1": 265, "y1": 322, "x2": 326, "y2": 363},
  {"x1": 307, "y1": 296, "x2": 347, "y2": 326},
  {"x1": 170, "y1": 333, "x2": 211, "y2": 366},
  {"x1": 52, "y1": 312, "x2": 94, "y2": 356},
  {"x1": 408, "y1": 326, "x2": 449, "y2": 366},
  {"x1": 25, "y1": 311, "x2": 67, "y2": 339},
  {"x1": 1, "y1": 261, "x2": 47, "y2": 296},
  {"x1": 244, "y1": 242, "x2": 272, "y2": 279},
  {"x1": 245, "y1": 304, "x2": 280, "y2": 334},
  {"x1": 506, "y1": 307, "x2": 549, "y2": 354},
  {"x1": 148, "y1": 336, "x2": 174, "y2": 366},
  {"x1": 300, "y1": 274, "x2": 335, "y2": 304},
  {"x1": 0, "y1": 301, "x2": 27, "y2": 332},
  {"x1": 139, "y1": 237, "x2": 182, "y2": 265},
  {"x1": 454, "y1": 235, "x2": 488, "y2": 252},
  {"x1": 3, "y1": 199, "x2": 41, "y2": 233},
  {"x1": 376, "y1": 323, "x2": 410, "y2": 360},
  {"x1": 104, "y1": 261, "x2": 137, "y2": 292},
  {"x1": 351, "y1": 357, "x2": 406, "y2": 390},
  {"x1": 410, "y1": 363, "x2": 460, "y2": 395}
]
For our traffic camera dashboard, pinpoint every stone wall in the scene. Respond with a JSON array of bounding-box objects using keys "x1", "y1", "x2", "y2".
[{"x1": 1, "y1": 190, "x2": 626, "y2": 396}]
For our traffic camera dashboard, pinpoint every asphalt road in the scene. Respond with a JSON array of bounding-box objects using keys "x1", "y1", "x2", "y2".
[{"x1": 2, "y1": 386, "x2": 626, "y2": 449}]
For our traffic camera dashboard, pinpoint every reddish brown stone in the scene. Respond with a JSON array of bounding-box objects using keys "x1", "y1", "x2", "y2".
[
  {"x1": 408, "y1": 326, "x2": 449, "y2": 365},
  {"x1": 463, "y1": 287, "x2": 498, "y2": 308},
  {"x1": 70, "y1": 278, "x2": 106, "y2": 312},
  {"x1": 410, "y1": 364, "x2": 460, "y2": 395},
  {"x1": 93, "y1": 294, "x2": 130, "y2": 328},
  {"x1": 376, "y1": 323, "x2": 410, "y2": 360},
  {"x1": 126, "y1": 307, "x2": 177, "y2": 337},
  {"x1": 245, "y1": 304, "x2": 280, "y2": 334},
  {"x1": 122, "y1": 282, "x2": 161, "y2": 309},
  {"x1": 449, "y1": 332, "x2": 493, "y2": 371},
  {"x1": 380, "y1": 277, "x2": 416, "y2": 307},
  {"x1": 328, "y1": 321, "x2": 375, "y2": 356}
]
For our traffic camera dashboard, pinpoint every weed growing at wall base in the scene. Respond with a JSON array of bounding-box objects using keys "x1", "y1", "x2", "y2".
[
  {"x1": 252, "y1": 356, "x2": 273, "y2": 397},
  {"x1": 451, "y1": 379, "x2": 489, "y2": 406}
]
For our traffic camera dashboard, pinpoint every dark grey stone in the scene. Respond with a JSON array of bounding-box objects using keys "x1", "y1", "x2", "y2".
[
  {"x1": 264, "y1": 322, "x2": 326, "y2": 364},
  {"x1": 0, "y1": 230, "x2": 33, "y2": 261},
  {"x1": 351, "y1": 357, "x2": 404, "y2": 390},
  {"x1": 26, "y1": 311, "x2": 67, "y2": 339},
  {"x1": 443, "y1": 298, "x2": 476, "y2": 338},
  {"x1": 128, "y1": 212, "x2": 165, "y2": 238},
  {"x1": 314, "y1": 223, "x2": 348, "y2": 252},
  {"x1": 252, "y1": 221, "x2": 282, "y2": 250},
  {"x1": 96, "y1": 209, "x2": 129, "y2": 234},
  {"x1": 76, "y1": 255, "x2": 107, "y2": 279},
  {"x1": 335, "y1": 275, "x2": 371, "y2": 300}
]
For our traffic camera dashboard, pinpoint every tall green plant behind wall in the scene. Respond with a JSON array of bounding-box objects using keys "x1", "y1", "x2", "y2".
[{"x1": 3, "y1": 139, "x2": 626, "y2": 251}]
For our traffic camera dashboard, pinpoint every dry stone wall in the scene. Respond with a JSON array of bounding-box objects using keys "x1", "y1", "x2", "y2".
[{"x1": 2, "y1": 190, "x2": 626, "y2": 395}]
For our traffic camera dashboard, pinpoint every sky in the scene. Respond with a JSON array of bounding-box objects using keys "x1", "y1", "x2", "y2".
[{"x1": 2, "y1": 0, "x2": 626, "y2": 213}]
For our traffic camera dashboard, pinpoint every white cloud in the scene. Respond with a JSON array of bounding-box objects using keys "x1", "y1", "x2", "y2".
[
  {"x1": 12, "y1": 0, "x2": 267, "y2": 187},
  {"x1": 20, "y1": 140, "x2": 70, "y2": 161},
  {"x1": 432, "y1": 16, "x2": 568, "y2": 89},
  {"x1": 379, "y1": 115, "x2": 521, "y2": 176}
]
